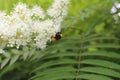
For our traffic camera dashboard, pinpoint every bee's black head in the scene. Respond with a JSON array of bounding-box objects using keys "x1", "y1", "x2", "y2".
[{"x1": 55, "y1": 32, "x2": 62, "y2": 40}]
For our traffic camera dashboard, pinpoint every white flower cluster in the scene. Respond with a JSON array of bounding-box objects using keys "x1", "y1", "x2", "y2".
[
  {"x1": 0, "y1": 0, "x2": 69, "y2": 52},
  {"x1": 111, "y1": 2, "x2": 120, "y2": 23}
]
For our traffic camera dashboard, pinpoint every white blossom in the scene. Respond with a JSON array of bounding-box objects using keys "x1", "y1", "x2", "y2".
[
  {"x1": 111, "y1": 2, "x2": 120, "y2": 23},
  {"x1": 0, "y1": 49, "x2": 4, "y2": 54},
  {"x1": 0, "y1": 0, "x2": 69, "y2": 51},
  {"x1": 47, "y1": 0, "x2": 69, "y2": 32},
  {"x1": 31, "y1": 5, "x2": 46, "y2": 19},
  {"x1": 47, "y1": 0, "x2": 69, "y2": 18}
]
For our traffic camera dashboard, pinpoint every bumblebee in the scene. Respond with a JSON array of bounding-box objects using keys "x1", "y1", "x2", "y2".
[{"x1": 51, "y1": 32, "x2": 62, "y2": 41}]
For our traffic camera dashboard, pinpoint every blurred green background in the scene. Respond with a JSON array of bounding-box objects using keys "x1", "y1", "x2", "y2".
[{"x1": 1, "y1": 0, "x2": 120, "y2": 80}]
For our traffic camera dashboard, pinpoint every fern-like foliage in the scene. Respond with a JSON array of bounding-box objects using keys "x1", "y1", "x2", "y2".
[
  {"x1": 30, "y1": 34, "x2": 120, "y2": 80},
  {"x1": 1, "y1": 47, "x2": 37, "y2": 69},
  {"x1": 1, "y1": 1, "x2": 120, "y2": 80}
]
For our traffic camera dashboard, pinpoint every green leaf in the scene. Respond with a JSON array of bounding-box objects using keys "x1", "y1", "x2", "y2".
[
  {"x1": 31, "y1": 67, "x2": 75, "y2": 79},
  {"x1": 81, "y1": 67, "x2": 120, "y2": 78},
  {"x1": 33, "y1": 58, "x2": 77, "y2": 72},
  {"x1": 81, "y1": 59, "x2": 120, "y2": 70},
  {"x1": 43, "y1": 52, "x2": 78, "y2": 59},
  {"x1": 33, "y1": 73, "x2": 74, "y2": 80},
  {"x1": 23, "y1": 52, "x2": 29, "y2": 60},
  {"x1": 82, "y1": 51, "x2": 120, "y2": 59},
  {"x1": 32, "y1": 73, "x2": 113, "y2": 80},
  {"x1": 83, "y1": 36, "x2": 119, "y2": 42},
  {"x1": 9, "y1": 55, "x2": 19, "y2": 66},
  {"x1": 1, "y1": 58, "x2": 10, "y2": 69},
  {"x1": 2, "y1": 52, "x2": 10, "y2": 58},
  {"x1": 78, "y1": 74, "x2": 113, "y2": 80},
  {"x1": 84, "y1": 44, "x2": 120, "y2": 49}
]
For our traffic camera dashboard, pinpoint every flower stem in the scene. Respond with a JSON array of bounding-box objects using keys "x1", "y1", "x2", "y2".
[{"x1": 75, "y1": 44, "x2": 82, "y2": 80}]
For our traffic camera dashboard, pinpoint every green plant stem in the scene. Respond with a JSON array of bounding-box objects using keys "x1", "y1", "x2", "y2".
[{"x1": 75, "y1": 44, "x2": 82, "y2": 80}]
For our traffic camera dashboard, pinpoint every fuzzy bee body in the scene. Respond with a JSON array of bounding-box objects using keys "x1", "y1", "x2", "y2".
[{"x1": 51, "y1": 32, "x2": 62, "y2": 41}]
